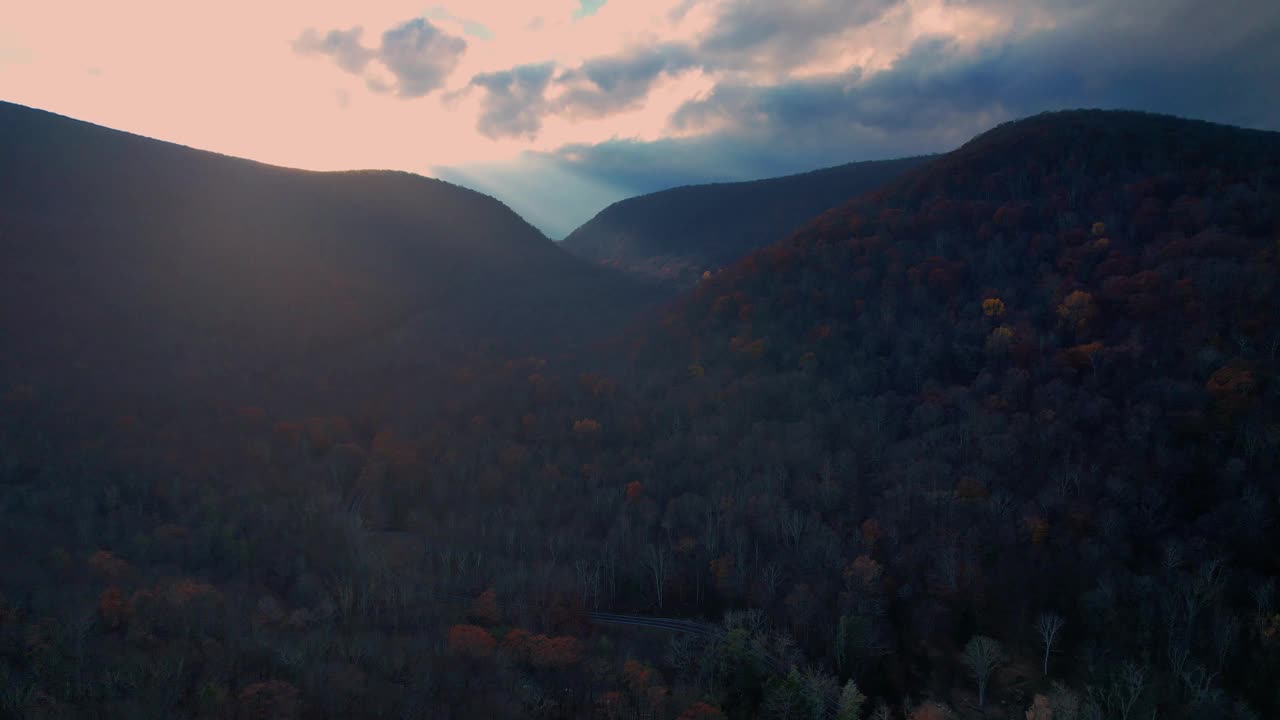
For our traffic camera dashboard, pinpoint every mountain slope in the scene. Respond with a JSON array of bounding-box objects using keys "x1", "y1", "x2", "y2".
[
  {"x1": 366, "y1": 110, "x2": 1278, "y2": 714},
  {"x1": 615, "y1": 109, "x2": 1280, "y2": 709},
  {"x1": 560, "y1": 156, "x2": 930, "y2": 283},
  {"x1": 0, "y1": 101, "x2": 659, "y2": 413},
  {"x1": 3, "y1": 109, "x2": 1280, "y2": 720}
]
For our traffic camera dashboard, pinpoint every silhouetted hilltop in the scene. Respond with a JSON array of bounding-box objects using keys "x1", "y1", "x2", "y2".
[{"x1": 0, "y1": 101, "x2": 660, "y2": 414}]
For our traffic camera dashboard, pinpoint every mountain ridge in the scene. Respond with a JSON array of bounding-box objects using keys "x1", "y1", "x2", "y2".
[
  {"x1": 0, "y1": 100, "x2": 662, "y2": 418},
  {"x1": 560, "y1": 154, "x2": 932, "y2": 284}
]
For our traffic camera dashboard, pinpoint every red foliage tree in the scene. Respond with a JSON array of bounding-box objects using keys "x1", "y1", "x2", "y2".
[
  {"x1": 302, "y1": 416, "x2": 354, "y2": 456},
  {"x1": 845, "y1": 555, "x2": 883, "y2": 586},
  {"x1": 1060, "y1": 342, "x2": 1104, "y2": 371},
  {"x1": 1206, "y1": 363, "x2": 1259, "y2": 416},
  {"x1": 908, "y1": 701, "x2": 951, "y2": 720},
  {"x1": 371, "y1": 429, "x2": 417, "y2": 470},
  {"x1": 623, "y1": 659, "x2": 654, "y2": 694},
  {"x1": 0, "y1": 594, "x2": 15, "y2": 625},
  {"x1": 648, "y1": 686, "x2": 671, "y2": 717},
  {"x1": 87, "y1": 550, "x2": 130, "y2": 581},
  {"x1": 448, "y1": 624, "x2": 496, "y2": 660},
  {"x1": 710, "y1": 554, "x2": 735, "y2": 592},
  {"x1": 237, "y1": 680, "x2": 300, "y2": 720},
  {"x1": 167, "y1": 578, "x2": 220, "y2": 605},
  {"x1": 861, "y1": 518, "x2": 882, "y2": 547},
  {"x1": 679, "y1": 701, "x2": 726, "y2": 720},
  {"x1": 236, "y1": 405, "x2": 269, "y2": 429},
  {"x1": 530, "y1": 635, "x2": 584, "y2": 669},
  {"x1": 153, "y1": 523, "x2": 190, "y2": 544},
  {"x1": 1024, "y1": 515, "x2": 1051, "y2": 545},
  {"x1": 599, "y1": 690, "x2": 625, "y2": 719},
  {"x1": 272, "y1": 421, "x2": 303, "y2": 450},
  {"x1": 499, "y1": 444, "x2": 531, "y2": 471},
  {"x1": 1025, "y1": 694, "x2": 1052, "y2": 720},
  {"x1": 502, "y1": 628, "x2": 534, "y2": 662},
  {"x1": 469, "y1": 589, "x2": 500, "y2": 625},
  {"x1": 955, "y1": 477, "x2": 990, "y2": 500},
  {"x1": 98, "y1": 587, "x2": 128, "y2": 630}
]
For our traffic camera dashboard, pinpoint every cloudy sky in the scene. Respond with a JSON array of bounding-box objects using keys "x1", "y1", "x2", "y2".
[{"x1": 3, "y1": 0, "x2": 1278, "y2": 237}]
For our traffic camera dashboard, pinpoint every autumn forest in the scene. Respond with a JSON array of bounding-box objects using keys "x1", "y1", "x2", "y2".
[{"x1": 1, "y1": 104, "x2": 1279, "y2": 720}]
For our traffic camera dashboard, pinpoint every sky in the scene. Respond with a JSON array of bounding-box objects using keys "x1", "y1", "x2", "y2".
[{"x1": 2, "y1": 0, "x2": 1278, "y2": 238}]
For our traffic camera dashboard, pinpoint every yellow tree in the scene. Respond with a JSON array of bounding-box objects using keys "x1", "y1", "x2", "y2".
[{"x1": 1057, "y1": 290, "x2": 1097, "y2": 333}]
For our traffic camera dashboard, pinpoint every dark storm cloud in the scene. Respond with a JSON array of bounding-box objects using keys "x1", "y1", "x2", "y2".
[
  {"x1": 549, "y1": 0, "x2": 1280, "y2": 196},
  {"x1": 469, "y1": 63, "x2": 556, "y2": 139},
  {"x1": 461, "y1": 0, "x2": 899, "y2": 138},
  {"x1": 294, "y1": 18, "x2": 466, "y2": 98},
  {"x1": 555, "y1": 44, "x2": 698, "y2": 118},
  {"x1": 699, "y1": 0, "x2": 898, "y2": 70},
  {"x1": 293, "y1": 27, "x2": 374, "y2": 73},
  {"x1": 445, "y1": 0, "x2": 1279, "y2": 236},
  {"x1": 538, "y1": 123, "x2": 941, "y2": 200},
  {"x1": 377, "y1": 19, "x2": 468, "y2": 97},
  {"x1": 543, "y1": 136, "x2": 760, "y2": 193},
  {"x1": 464, "y1": 44, "x2": 699, "y2": 138}
]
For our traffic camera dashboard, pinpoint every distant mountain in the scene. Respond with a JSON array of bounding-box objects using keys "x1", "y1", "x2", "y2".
[
  {"x1": 560, "y1": 156, "x2": 930, "y2": 283},
  {"x1": 0, "y1": 101, "x2": 659, "y2": 416}
]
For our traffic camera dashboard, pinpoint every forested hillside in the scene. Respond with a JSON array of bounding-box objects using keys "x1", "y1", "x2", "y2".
[
  {"x1": 561, "y1": 157, "x2": 929, "y2": 285},
  {"x1": 2, "y1": 110, "x2": 1278, "y2": 720},
  {"x1": 0, "y1": 101, "x2": 660, "y2": 422}
]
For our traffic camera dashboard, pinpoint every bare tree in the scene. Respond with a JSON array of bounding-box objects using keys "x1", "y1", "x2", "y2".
[
  {"x1": 1180, "y1": 662, "x2": 1217, "y2": 707},
  {"x1": 1090, "y1": 662, "x2": 1148, "y2": 720},
  {"x1": 1211, "y1": 612, "x2": 1239, "y2": 672},
  {"x1": 1181, "y1": 558, "x2": 1225, "y2": 630},
  {"x1": 1162, "y1": 541, "x2": 1184, "y2": 575},
  {"x1": 1036, "y1": 612, "x2": 1066, "y2": 675},
  {"x1": 1250, "y1": 577, "x2": 1276, "y2": 619},
  {"x1": 1048, "y1": 681, "x2": 1083, "y2": 720},
  {"x1": 963, "y1": 635, "x2": 1003, "y2": 708},
  {"x1": 600, "y1": 540, "x2": 618, "y2": 602},
  {"x1": 644, "y1": 543, "x2": 667, "y2": 609},
  {"x1": 760, "y1": 561, "x2": 784, "y2": 602},
  {"x1": 1116, "y1": 663, "x2": 1148, "y2": 720},
  {"x1": 574, "y1": 558, "x2": 601, "y2": 609},
  {"x1": 933, "y1": 544, "x2": 961, "y2": 594},
  {"x1": 780, "y1": 507, "x2": 806, "y2": 551}
]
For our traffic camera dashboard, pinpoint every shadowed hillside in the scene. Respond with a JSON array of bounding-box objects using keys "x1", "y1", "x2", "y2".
[
  {"x1": 2, "y1": 109, "x2": 1279, "y2": 719},
  {"x1": 363, "y1": 109, "x2": 1280, "y2": 716},
  {"x1": 612, "y1": 109, "x2": 1280, "y2": 714},
  {"x1": 560, "y1": 156, "x2": 930, "y2": 284},
  {"x1": 0, "y1": 101, "x2": 660, "y2": 416}
]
